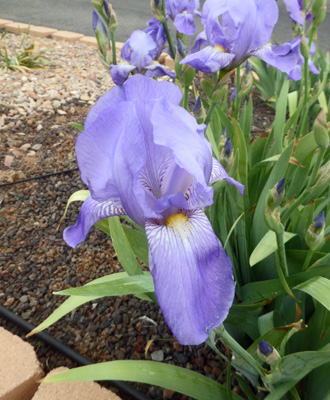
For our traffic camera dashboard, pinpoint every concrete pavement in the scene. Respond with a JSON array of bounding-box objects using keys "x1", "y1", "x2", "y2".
[{"x1": 0, "y1": 1, "x2": 329, "y2": 50}]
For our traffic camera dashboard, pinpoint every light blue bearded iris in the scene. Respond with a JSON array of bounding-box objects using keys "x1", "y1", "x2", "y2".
[
  {"x1": 110, "y1": 18, "x2": 175, "y2": 86},
  {"x1": 181, "y1": 0, "x2": 302, "y2": 79},
  {"x1": 165, "y1": 0, "x2": 201, "y2": 35},
  {"x1": 63, "y1": 75, "x2": 244, "y2": 345}
]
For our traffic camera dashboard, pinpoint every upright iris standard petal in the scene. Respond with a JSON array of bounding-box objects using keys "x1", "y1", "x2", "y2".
[
  {"x1": 282, "y1": 0, "x2": 304, "y2": 26},
  {"x1": 165, "y1": 0, "x2": 200, "y2": 35},
  {"x1": 146, "y1": 209, "x2": 235, "y2": 345},
  {"x1": 181, "y1": 0, "x2": 301, "y2": 78}
]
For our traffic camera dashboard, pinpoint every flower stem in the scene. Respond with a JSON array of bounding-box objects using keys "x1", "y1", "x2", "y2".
[
  {"x1": 204, "y1": 102, "x2": 217, "y2": 126},
  {"x1": 275, "y1": 229, "x2": 289, "y2": 277},
  {"x1": 215, "y1": 325, "x2": 265, "y2": 378},
  {"x1": 308, "y1": 147, "x2": 327, "y2": 187},
  {"x1": 302, "y1": 248, "x2": 314, "y2": 271},
  {"x1": 183, "y1": 84, "x2": 189, "y2": 111},
  {"x1": 161, "y1": 0, "x2": 175, "y2": 59},
  {"x1": 234, "y1": 65, "x2": 241, "y2": 119},
  {"x1": 110, "y1": 31, "x2": 117, "y2": 65},
  {"x1": 304, "y1": 56, "x2": 309, "y2": 105}
]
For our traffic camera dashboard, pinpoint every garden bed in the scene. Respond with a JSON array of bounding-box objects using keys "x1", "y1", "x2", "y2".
[{"x1": 0, "y1": 32, "x2": 274, "y2": 399}]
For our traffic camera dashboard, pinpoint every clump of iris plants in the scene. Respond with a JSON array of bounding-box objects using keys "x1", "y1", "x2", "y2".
[{"x1": 30, "y1": 0, "x2": 330, "y2": 398}]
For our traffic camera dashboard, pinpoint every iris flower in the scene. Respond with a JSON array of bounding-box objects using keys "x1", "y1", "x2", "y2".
[
  {"x1": 282, "y1": 0, "x2": 307, "y2": 26},
  {"x1": 64, "y1": 75, "x2": 243, "y2": 345},
  {"x1": 181, "y1": 0, "x2": 301, "y2": 79},
  {"x1": 286, "y1": 37, "x2": 319, "y2": 80},
  {"x1": 110, "y1": 18, "x2": 175, "y2": 86},
  {"x1": 165, "y1": 0, "x2": 201, "y2": 35}
]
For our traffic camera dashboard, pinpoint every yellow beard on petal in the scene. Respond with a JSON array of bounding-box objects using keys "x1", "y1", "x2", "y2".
[
  {"x1": 213, "y1": 45, "x2": 226, "y2": 53},
  {"x1": 165, "y1": 213, "x2": 192, "y2": 240}
]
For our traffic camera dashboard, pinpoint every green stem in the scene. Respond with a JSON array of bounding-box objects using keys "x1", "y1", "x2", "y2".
[
  {"x1": 234, "y1": 66, "x2": 241, "y2": 119},
  {"x1": 183, "y1": 84, "x2": 189, "y2": 111},
  {"x1": 110, "y1": 31, "x2": 116, "y2": 65},
  {"x1": 302, "y1": 248, "x2": 314, "y2": 271},
  {"x1": 304, "y1": 56, "x2": 309, "y2": 105},
  {"x1": 204, "y1": 102, "x2": 217, "y2": 126},
  {"x1": 308, "y1": 147, "x2": 327, "y2": 187},
  {"x1": 275, "y1": 229, "x2": 289, "y2": 277},
  {"x1": 282, "y1": 190, "x2": 309, "y2": 225},
  {"x1": 215, "y1": 325, "x2": 265, "y2": 378},
  {"x1": 161, "y1": 0, "x2": 175, "y2": 59}
]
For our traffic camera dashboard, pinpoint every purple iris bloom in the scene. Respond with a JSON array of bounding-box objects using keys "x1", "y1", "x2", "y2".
[
  {"x1": 64, "y1": 75, "x2": 243, "y2": 345},
  {"x1": 165, "y1": 0, "x2": 201, "y2": 35},
  {"x1": 286, "y1": 37, "x2": 320, "y2": 80},
  {"x1": 110, "y1": 19, "x2": 174, "y2": 86},
  {"x1": 282, "y1": 0, "x2": 304, "y2": 26},
  {"x1": 181, "y1": 0, "x2": 302, "y2": 79}
]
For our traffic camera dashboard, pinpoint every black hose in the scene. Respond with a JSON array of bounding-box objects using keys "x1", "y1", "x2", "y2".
[
  {"x1": 0, "y1": 168, "x2": 79, "y2": 187},
  {"x1": 0, "y1": 305, "x2": 149, "y2": 400}
]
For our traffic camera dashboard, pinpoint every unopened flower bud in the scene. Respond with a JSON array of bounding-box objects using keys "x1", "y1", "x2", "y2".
[
  {"x1": 224, "y1": 137, "x2": 233, "y2": 156},
  {"x1": 313, "y1": 4, "x2": 327, "y2": 27},
  {"x1": 257, "y1": 340, "x2": 280, "y2": 364},
  {"x1": 108, "y1": 4, "x2": 118, "y2": 32},
  {"x1": 264, "y1": 179, "x2": 285, "y2": 234},
  {"x1": 230, "y1": 87, "x2": 238, "y2": 102},
  {"x1": 91, "y1": 0, "x2": 104, "y2": 12},
  {"x1": 193, "y1": 96, "x2": 203, "y2": 119},
  {"x1": 314, "y1": 109, "x2": 329, "y2": 149},
  {"x1": 177, "y1": 38, "x2": 188, "y2": 58},
  {"x1": 312, "y1": 0, "x2": 326, "y2": 17},
  {"x1": 150, "y1": 0, "x2": 165, "y2": 21},
  {"x1": 92, "y1": 10, "x2": 111, "y2": 61},
  {"x1": 300, "y1": 37, "x2": 310, "y2": 59},
  {"x1": 305, "y1": 211, "x2": 325, "y2": 250},
  {"x1": 312, "y1": 160, "x2": 330, "y2": 188}
]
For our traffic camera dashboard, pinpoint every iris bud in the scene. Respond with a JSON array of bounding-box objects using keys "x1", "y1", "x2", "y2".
[
  {"x1": 150, "y1": 0, "x2": 165, "y2": 22},
  {"x1": 313, "y1": 4, "x2": 327, "y2": 27},
  {"x1": 300, "y1": 37, "x2": 310, "y2": 59},
  {"x1": 312, "y1": 160, "x2": 330, "y2": 188},
  {"x1": 257, "y1": 340, "x2": 280, "y2": 364},
  {"x1": 193, "y1": 96, "x2": 203, "y2": 120},
  {"x1": 312, "y1": 0, "x2": 326, "y2": 18},
  {"x1": 108, "y1": 4, "x2": 118, "y2": 32},
  {"x1": 91, "y1": 0, "x2": 104, "y2": 12},
  {"x1": 313, "y1": 109, "x2": 329, "y2": 149},
  {"x1": 264, "y1": 179, "x2": 285, "y2": 234},
  {"x1": 305, "y1": 211, "x2": 325, "y2": 250}
]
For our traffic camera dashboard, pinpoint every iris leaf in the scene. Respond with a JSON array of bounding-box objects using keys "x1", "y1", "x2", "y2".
[{"x1": 44, "y1": 360, "x2": 244, "y2": 400}]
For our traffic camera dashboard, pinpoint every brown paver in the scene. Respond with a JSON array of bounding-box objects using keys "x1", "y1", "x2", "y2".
[
  {"x1": 32, "y1": 367, "x2": 122, "y2": 400},
  {"x1": 164, "y1": 55, "x2": 175, "y2": 70},
  {"x1": 28, "y1": 26, "x2": 58, "y2": 37},
  {"x1": 4, "y1": 22, "x2": 32, "y2": 34},
  {"x1": 0, "y1": 19, "x2": 13, "y2": 28},
  {"x1": 79, "y1": 36, "x2": 98, "y2": 47},
  {"x1": 0, "y1": 327, "x2": 44, "y2": 400},
  {"x1": 51, "y1": 31, "x2": 84, "y2": 42}
]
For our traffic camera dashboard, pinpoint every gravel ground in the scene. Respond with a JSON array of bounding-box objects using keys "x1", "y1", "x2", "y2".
[{"x1": 0, "y1": 32, "x2": 253, "y2": 400}]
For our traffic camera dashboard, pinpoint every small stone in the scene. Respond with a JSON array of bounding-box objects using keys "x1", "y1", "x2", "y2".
[
  {"x1": 4, "y1": 297, "x2": 15, "y2": 307},
  {"x1": 51, "y1": 125, "x2": 60, "y2": 130},
  {"x1": 80, "y1": 94, "x2": 90, "y2": 101},
  {"x1": 4, "y1": 155, "x2": 14, "y2": 167},
  {"x1": 32, "y1": 144, "x2": 42, "y2": 151},
  {"x1": 21, "y1": 76, "x2": 28, "y2": 82},
  {"x1": 52, "y1": 100, "x2": 61, "y2": 109},
  {"x1": 17, "y1": 132, "x2": 26, "y2": 136},
  {"x1": 27, "y1": 150, "x2": 36, "y2": 157},
  {"x1": 151, "y1": 350, "x2": 164, "y2": 362},
  {"x1": 36, "y1": 124, "x2": 43, "y2": 131},
  {"x1": 48, "y1": 90, "x2": 58, "y2": 99},
  {"x1": 57, "y1": 110, "x2": 67, "y2": 115},
  {"x1": 20, "y1": 295, "x2": 29, "y2": 303},
  {"x1": 20, "y1": 143, "x2": 31, "y2": 151}
]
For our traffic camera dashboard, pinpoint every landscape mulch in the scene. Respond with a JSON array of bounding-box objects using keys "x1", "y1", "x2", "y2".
[{"x1": 0, "y1": 32, "x2": 273, "y2": 399}]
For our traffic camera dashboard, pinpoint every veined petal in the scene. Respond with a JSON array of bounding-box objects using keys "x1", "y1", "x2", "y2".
[
  {"x1": 144, "y1": 62, "x2": 176, "y2": 80},
  {"x1": 181, "y1": 46, "x2": 235, "y2": 73},
  {"x1": 209, "y1": 158, "x2": 244, "y2": 195},
  {"x1": 63, "y1": 195, "x2": 126, "y2": 248},
  {"x1": 151, "y1": 97, "x2": 213, "y2": 202},
  {"x1": 282, "y1": 0, "x2": 304, "y2": 26},
  {"x1": 146, "y1": 209, "x2": 235, "y2": 345},
  {"x1": 252, "y1": 42, "x2": 302, "y2": 79},
  {"x1": 123, "y1": 74, "x2": 182, "y2": 105},
  {"x1": 110, "y1": 63, "x2": 136, "y2": 86},
  {"x1": 173, "y1": 13, "x2": 196, "y2": 35}
]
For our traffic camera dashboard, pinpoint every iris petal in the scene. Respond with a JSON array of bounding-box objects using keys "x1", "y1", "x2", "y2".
[
  {"x1": 63, "y1": 195, "x2": 126, "y2": 248},
  {"x1": 209, "y1": 158, "x2": 244, "y2": 195},
  {"x1": 146, "y1": 209, "x2": 235, "y2": 345}
]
